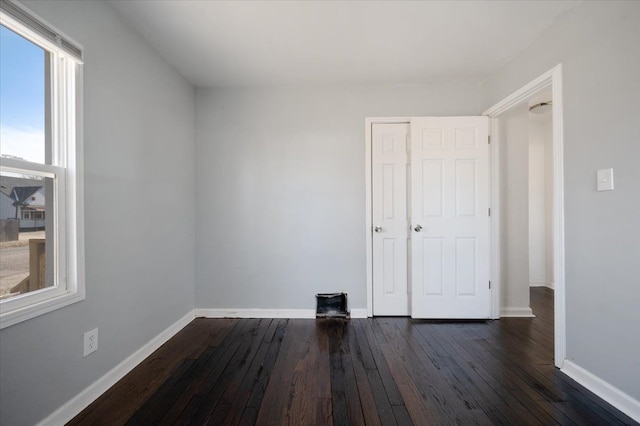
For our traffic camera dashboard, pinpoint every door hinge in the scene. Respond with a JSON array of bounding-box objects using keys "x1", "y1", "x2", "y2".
[
  {"x1": 488, "y1": 208, "x2": 491, "y2": 216},
  {"x1": 489, "y1": 281, "x2": 491, "y2": 289},
  {"x1": 488, "y1": 135, "x2": 491, "y2": 144}
]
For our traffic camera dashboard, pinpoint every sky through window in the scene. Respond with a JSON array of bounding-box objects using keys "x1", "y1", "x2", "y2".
[{"x1": 0, "y1": 24, "x2": 45, "y2": 164}]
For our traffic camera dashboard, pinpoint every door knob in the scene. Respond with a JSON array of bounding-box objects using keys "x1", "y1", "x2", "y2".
[
  {"x1": 374, "y1": 226, "x2": 383, "y2": 233},
  {"x1": 414, "y1": 224, "x2": 422, "y2": 232}
]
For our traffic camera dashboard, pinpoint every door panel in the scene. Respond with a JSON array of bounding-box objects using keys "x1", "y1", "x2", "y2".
[
  {"x1": 372, "y1": 123, "x2": 410, "y2": 316},
  {"x1": 423, "y1": 237, "x2": 444, "y2": 295},
  {"x1": 410, "y1": 117, "x2": 490, "y2": 318}
]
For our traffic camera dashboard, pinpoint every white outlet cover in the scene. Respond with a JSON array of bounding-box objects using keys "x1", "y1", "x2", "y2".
[
  {"x1": 597, "y1": 168, "x2": 614, "y2": 191},
  {"x1": 83, "y1": 328, "x2": 98, "y2": 357}
]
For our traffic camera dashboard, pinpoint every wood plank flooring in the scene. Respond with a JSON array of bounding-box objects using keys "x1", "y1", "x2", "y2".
[{"x1": 69, "y1": 288, "x2": 637, "y2": 425}]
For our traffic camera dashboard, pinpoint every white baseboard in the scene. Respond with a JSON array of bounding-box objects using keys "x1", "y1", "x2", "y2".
[
  {"x1": 561, "y1": 359, "x2": 640, "y2": 422},
  {"x1": 500, "y1": 306, "x2": 535, "y2": 317},
  {"x1": 196, "y1": 308, "x2": 316, "y2": 318},
  {"x1": 195, "y1": 308, "x2": 370, "y2": 319},
  {"x1": 350, "y1": 308, "x2": 368, "y2": 318},
  {"x1": 36, "y1": 310, "x2": 195, "y2": 426},
  {"x1": 530, "y1": 281, "x2": 554, "y2": 289}
]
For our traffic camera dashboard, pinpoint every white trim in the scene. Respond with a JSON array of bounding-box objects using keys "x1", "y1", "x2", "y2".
[
  {"x1": 529, "y1": 281, "x2": 548, "y2": 287},
  {"x1": 351, "y1": 308, "x2": 368, "y2": 318},
  {"x1": 500, "y1": 307, "x2": 535, "y2": 317},
  {"x1": 196, "y1": 309, "x2": 316, "y2": 319},
  {"x1": 483, "y1": 64, "x2": 566, "y2": 368},
  {"x1": 36, "y1": 310, "x2": 195, "y2": 426},
  {"x1": 365, "y1": 120, "x2": 372, "y2": 317},
  {"x1": 489, "y1": 117, "x2": 501, "y2": 319},
  {"x1": 0, "y1": 157, "x2": 63, "y2": 176},
  {"x1": 561, "y1": 360, "x2": 640, "y2": 422},
  {"x1": 0, "y1": 289, "x2": 86, "y2": 329},
  {"x1": 196, "y1": 308, "x2": 369, "y2": 319},
  {"x1": 530, "y1": 281, "x2": 554, "y2": 289},
  {"x1": 550, "y1": 65, "x2": 566, "y2": 368},
  {"x1": 365, "y1": 117, "x2": 410, "y2": 317},
  {"x1": 482, "y1": 67, "x2": 558, "y2": 117}
]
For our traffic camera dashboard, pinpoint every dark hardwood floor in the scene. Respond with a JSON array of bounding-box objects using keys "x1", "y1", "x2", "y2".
[{"x1": 69, "y1": 288, "x2": 637, "y2": 425}]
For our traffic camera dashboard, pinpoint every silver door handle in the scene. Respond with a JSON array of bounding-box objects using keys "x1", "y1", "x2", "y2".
[
  {"x1": 374, "y1": 226, "x2": 383, "y2": 233},
  {"x1": 414, "y1": 224, "x2": 422, "y2": 232}
]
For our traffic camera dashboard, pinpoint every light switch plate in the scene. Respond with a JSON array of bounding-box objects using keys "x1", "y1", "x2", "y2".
[{"x1": 597, "y1": 168, "x2": 614, "y2": 191}]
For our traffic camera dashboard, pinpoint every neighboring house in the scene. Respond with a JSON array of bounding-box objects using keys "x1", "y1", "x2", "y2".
[
  {"x1": 0, "y1": 191, "x2": 14, "y2": 221},
  {"x1": 0, "y1": 176, "x2": 47, "y2": 230},
  {"x1": 9, "y1": 186, "x2": 46, "y2": 230}
]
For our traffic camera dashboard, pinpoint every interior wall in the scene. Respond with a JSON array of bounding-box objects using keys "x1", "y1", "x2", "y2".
[
  {"x1": 481, "y1": 0, "x2": 640, "y2": 400},
  {"x1": 0, "y1": 2, "x2": 196, "y2": 425},
  {"x1": 195, "y1": 84, "x2": 483, "y2": 311},
  {"x1": 498, "y1": 103, "x2": 531, "y2": 314},
  {"x1": 543, "y1": 117, "x2": 554, "y2": 287},
  {"x1": 528, "y1": 111, "x2": 553, "y2": 288}
]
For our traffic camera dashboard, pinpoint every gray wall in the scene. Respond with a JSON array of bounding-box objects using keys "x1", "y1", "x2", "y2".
[
  {"x1": 0, "y1": 2, "x2": 196, "y2": 425},
  {"x1": 195, "y1": 85, "x2": 483, "y2": 310},
  {"x1": 498, "y1": 103, "x2": 531, "y2": 313},
  {"x1": 482, "y1": 1, "x2": 640, "y2": 400},
  {"x1": 528, "y1": 112, "x2": 554, "y2": 288}
]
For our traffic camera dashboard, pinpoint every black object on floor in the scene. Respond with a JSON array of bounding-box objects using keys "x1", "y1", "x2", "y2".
[{"x1": 316, "y1": 292, "x2": 349, "y2": 318}]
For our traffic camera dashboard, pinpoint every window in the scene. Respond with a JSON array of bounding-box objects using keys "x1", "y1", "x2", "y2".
[
  {"x1": 0, "y1": 2, "x2": 84, "y2": 328},
  {"x1": 20, "y1": 210, "x2": 45, "y2": 221}
]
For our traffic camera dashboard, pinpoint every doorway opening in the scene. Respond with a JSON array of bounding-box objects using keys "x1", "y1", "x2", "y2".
[
  {"x1": 483, "y1": 64, "x2": 565, "y2": 368},
  {"x1": 528, "y1": 89, "x2": 555, "y2": 320}
]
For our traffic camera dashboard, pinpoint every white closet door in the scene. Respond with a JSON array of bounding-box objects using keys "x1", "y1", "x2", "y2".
[
  {"x1": 410, "y1": 117, "x2": 490, "y2": 318},
  {"x1": 372, "y1": 123, "x2": 410, "y2": 316}
]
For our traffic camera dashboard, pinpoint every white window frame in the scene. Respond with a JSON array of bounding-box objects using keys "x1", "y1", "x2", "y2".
[{"x1": 0, "y1": 7, "x2": 84, "y2": 328}]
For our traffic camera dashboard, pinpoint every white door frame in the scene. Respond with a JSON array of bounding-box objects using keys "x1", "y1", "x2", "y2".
[
  {"x1": 365, "y1": 117, "x2": 410, "y2": 317},
  {"x1": 482, "y1": 64, "x2": 566, "y2": 368}
]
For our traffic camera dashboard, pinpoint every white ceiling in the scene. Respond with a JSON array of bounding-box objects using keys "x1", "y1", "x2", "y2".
[{"x1": 109, "y1": 1, "x2": 578, "y2": 88}]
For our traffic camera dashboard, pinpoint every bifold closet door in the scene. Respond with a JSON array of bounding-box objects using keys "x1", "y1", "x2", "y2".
[
  {"x1": 371, "y1": 123, "x2": 410, "y2": 316},
  {"x1": 410, "y1": 117, "x2": 491, "y2": 319}
]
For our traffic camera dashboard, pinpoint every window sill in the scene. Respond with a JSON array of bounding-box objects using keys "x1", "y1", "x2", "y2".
[{"x1": 0, "y1": 288, "x2": 85, "y2": 329}]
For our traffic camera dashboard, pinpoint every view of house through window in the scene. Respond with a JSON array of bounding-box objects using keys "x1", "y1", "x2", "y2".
[
  {"x1": 0, "y1": 172, "x2": 54, "y2": 299},
  {"x1": 0, "y1": 24, "x2": 53, "y2": 299}
]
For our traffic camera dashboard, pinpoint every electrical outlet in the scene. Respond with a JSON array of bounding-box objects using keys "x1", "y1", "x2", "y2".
[{"x1": 83, "y1": 328, "x2": 98, "y2": 357}]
